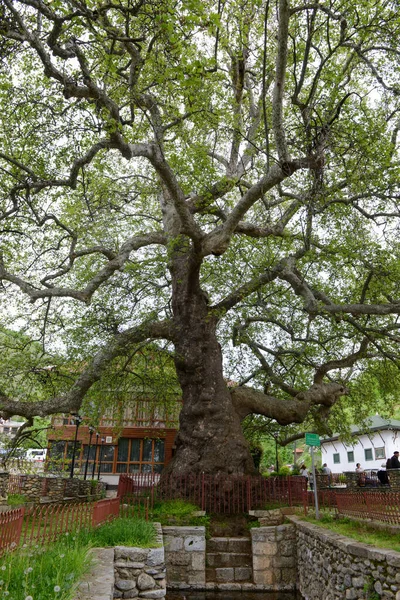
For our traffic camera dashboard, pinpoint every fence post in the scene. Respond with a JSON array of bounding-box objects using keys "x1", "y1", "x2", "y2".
[{"x1": 247, "y1": 477, "x2": 251, "y2": 511}]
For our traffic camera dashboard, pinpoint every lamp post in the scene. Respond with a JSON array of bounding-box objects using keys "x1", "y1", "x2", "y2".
[
  {"x1": 97, "y1": 437, "x2": 105, "y2": 481},
  {"x1": 70, "y1": 414, "x2": 83, "y2": 479},
  {"x1": 272, "y1": 432, "x2": 279, "y2": 473},
  {"x1": 84, "y1": 426, "x2": 95, "y2": 480},
  {"x1": 92, "y1": 432, "x2": 99, "y2": 480}
]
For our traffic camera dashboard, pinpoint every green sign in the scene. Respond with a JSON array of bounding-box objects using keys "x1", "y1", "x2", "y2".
[{"x1": 305, "y1": 433, "x2": 320, "y2": 447}]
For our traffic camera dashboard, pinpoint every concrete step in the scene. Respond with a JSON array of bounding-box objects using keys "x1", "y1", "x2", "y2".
[
  {"x1": 206, "y1": 536, "x2": 251, "y2": 554},
  {"x1": 206, "y1": 552, "x2": 252, "y2": 568},
  {"x1": 206, "y1": 566, "x2": 253, "y2": 583}
]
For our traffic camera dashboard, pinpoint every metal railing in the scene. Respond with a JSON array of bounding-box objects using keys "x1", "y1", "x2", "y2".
[
  {"x1": 0, "y1": 497, "x2": 120, "y2": 556},
  {"x1": 117, "y1": 473, "x2": 307, "y2": 513},
  {"x1": 0, "y1": 508, "x2": 24, "y2": 556},
  {"x1": 336, "y1": 490, "x2": 400, "y2": 525}
]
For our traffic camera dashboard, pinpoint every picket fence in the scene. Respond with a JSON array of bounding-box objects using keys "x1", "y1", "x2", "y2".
[{"x1": 0, "y1": 497, "x2": 120, "y2": 557}]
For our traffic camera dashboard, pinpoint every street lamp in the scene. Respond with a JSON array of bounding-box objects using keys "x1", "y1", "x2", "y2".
[
  {"x1": 70, "y1": 414, "x2": 83, "y2": 479},
  {"x1": 272, "y1": 431, "x2": 279, "y2": 473},
  {"x1": 84, "y1": 426, "x2": 95, "y2": 481},
  {"x1": 97, "y1": 437, "x2": 105, "y2": 481},
  {"x1": 92, "y1": 432, "x2": 100, "y2": 480}
]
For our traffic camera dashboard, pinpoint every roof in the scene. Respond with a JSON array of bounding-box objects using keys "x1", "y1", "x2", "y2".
[{"x1": 321, "y1": 415, "x2": 400, "y2": 443}]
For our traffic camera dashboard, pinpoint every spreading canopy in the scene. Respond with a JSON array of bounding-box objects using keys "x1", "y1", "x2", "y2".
[{"x1": 0, "y1": 0, "x2": 400, "y2": 470}]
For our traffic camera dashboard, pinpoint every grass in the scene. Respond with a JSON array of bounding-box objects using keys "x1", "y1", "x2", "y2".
[
  {"x1": 6, "y1": 494, "x2": 27, "y2": 507},
  {"x1": 77, "y1": 517, "x2": 157, "y2": 548},
  {"x1": 301, "y1": 512, "x2": 400, "y2": 553},
  {"x1": 0, "y1": 516, "x2": 157, "y2": 600},
  {"x1": 150, "y1": 499, "x2": 210, "y2": 528}
]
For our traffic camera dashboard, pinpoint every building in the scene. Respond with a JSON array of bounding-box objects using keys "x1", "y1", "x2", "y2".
[
  {"x1": 47, "y1": 398, "x2": 180, "y2": 485},
  {"x1": 0, "y1": 418, "x2": 23, "y2": 439},
  {"x1": 320, "y1": 416, "x2": 400, "y2": 473}
]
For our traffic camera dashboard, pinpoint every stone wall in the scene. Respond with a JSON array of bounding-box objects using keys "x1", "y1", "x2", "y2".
[
  {"x1": 0, "y1": 472, "x2": 9, "y2": 500},
  {"x1": 114, "y1": 523, "x2": 166, "y2": 599},
  {"x1": 9, "y1": 474, "x2": 106, "y2": 503},
  {"x1": 162, "y1": 526, "x2": 206, "y2": 589},
  {"x1": 251, "y1": 524, "x2": 297, "y2": 588},
  {"x1": 293, "y1": 516, "x2": 400, "y2": 600}
]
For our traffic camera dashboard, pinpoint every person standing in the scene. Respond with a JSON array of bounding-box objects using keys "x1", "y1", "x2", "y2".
[
  {"x1": 355, "y1": 463, "x2": 364, "y2": 473},
  {"x1": 300, "y1": 464, "x2": 309, "y2": 482},
  {"x1": 390, "y1": 451, "x2": 400, "y2": 469}
]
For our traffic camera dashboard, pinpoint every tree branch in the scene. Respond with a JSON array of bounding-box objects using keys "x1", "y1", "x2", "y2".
[{"x1": 0, "y1": 318, "x2": 173, "y2": 420}]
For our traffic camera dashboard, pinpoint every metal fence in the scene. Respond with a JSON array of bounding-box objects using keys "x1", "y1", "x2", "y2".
[
  {"x1": 0, "y1": 508, "x2": 24, "y2": 556},
  {"x1": 117, "y1": 473, "x2": 307, "y2": 513},
  {"x1": 0, "y1": 497, "x2": 120, "y2": 556},
  {"x1": 336, "y1": 490, "x2": 400, "y2": 525}
]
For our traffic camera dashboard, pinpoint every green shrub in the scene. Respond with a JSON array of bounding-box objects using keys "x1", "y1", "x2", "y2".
[
  {"x1": 278, "y1": 466, "x2": 291, "y2": 476},
  {"x1": 7, "y1": 493, "x2": 27, "y2": 506}
]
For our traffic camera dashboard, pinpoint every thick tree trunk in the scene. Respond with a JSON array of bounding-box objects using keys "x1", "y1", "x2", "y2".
[{"x1": 165, "y1": 243, "x2": 257, "y2": 476}]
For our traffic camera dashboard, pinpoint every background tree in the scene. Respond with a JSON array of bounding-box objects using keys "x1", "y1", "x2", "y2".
[{"x1": 0, "y1": 0, "x2": 400, "y2": 476}]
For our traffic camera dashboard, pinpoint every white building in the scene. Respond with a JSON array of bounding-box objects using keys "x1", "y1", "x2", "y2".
[
  {"x1": 0, "y1": 418, "x2": 22, "y2": 438},
  {"x1": 320, "y1": 416, "x2": 400, "y2": 473}
]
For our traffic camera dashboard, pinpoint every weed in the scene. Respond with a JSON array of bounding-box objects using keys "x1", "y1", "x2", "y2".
[{"x1": 6, "y1": 494, "x2": 27, "y2": 506}]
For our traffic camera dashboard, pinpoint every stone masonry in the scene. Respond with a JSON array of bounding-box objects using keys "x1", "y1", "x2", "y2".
[
  {"x1": 114, "y1": 523, "x2": 166, "y2": 599},
  {"x1": 251, "y1": 524, "x2": 297, "y2": 588},
  {"x1": 291, "y1": 515, "x2": 400, "y2": 600},
  {"x1": 162, "y1": 525, "x2": 206, "y2": 589}
]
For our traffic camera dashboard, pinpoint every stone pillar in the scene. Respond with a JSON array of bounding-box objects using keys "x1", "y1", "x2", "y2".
[
  {"x1": 251, "y1": 525, "x2": 297, "y2": 587},
  {"x1": 114, "y1": 523, "x2": 166, "y2": 599},
  {"x1": 162, "y1": 526, "x2": 206, "y2": 588}
]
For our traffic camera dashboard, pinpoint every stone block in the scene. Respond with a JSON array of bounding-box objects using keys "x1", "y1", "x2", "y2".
[
  {"x1": 252, "y1": 541, "x2": 277, "y2": 556},
  {"x1": 184, "y1": 536, "x2": 206, "y2": 552},
  {"x1": 167, "y1": 553, "x2": 190, "y2": 566},
  {"x1": 147, "y1": 548, "x2": 164, "y2": 567},
  {"x1": 191, "y1": 553, "x2": 205, "y2": 571},
  {"x1": 138, "y1": 590, "x2": 166, "y2": 599},
  {"x1": 280, "y1": 567, "x2": 297, "y2": 585},
  {"x1": 253, "y1": 569, "x2": 275, "y2": 585},
  {"x1": 188, "y1": 572, "x2": 206, "y2": 585},
  {"x1": 163, "y1": 536, "x2": 183, "y2": 552},
  {"x1": 253, "y1": 554, "x2": 272, "y2": 571},
  {"x1": 137, "y1": 573, "x2": 155, "y2": 591},
  {"x1": 273, "y1": 555, "x2": 296, "y2": 569},
  {"x1": 215, "y1": 568, "x2": 234, "y2": 582},
  {"x1": 116, "y1": 579, "x2": 136, "y2": 591},
  {"x1": 115, "y1": 547, "x2": 148, "y2": 562},
  {"x1": 234, "y1": 567, "x2": 252, "y2": 581}
]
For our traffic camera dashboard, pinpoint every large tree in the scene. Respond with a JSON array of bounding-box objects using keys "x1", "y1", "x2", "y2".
[{"x1": 0, "y1": 0, "x2": 400, "y2": 475}]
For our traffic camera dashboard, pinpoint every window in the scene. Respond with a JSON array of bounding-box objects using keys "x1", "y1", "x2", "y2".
[
  {"x1": 347, "y1": 451, "x2": 354, "y2": 463},
  {"x1": 116, "y1": 438, "x2": 165, "y2": 473},
  {"x1": 333, "y1": 453, "x2": 340, "y2": 464},
  {"x1": 374, "y1": 447, "x2": 386, "y2": 460},
  {"x1": 364, "y1": 448, "x2": 373, "y2": 461},
  {"x1": 48, "y1": 440, "x2": 82, "y2": 472}
]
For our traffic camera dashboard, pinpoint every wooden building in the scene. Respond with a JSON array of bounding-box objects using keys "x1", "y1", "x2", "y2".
[{"x1": 46, "y1": 399, "x2": 180, "y2": 485}]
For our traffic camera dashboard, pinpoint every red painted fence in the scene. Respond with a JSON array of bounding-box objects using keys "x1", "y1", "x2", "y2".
[
  {"x1": 0, "y1": 497, "x2": 120, "y2": 556},
  {"x1": 336, "y1": 490, "x2": 400, "y2": 525},
  {"x1": 0, "y1": 508, "x2": 24, "y2": 556},
  {"x1": 118, "y1": 473, "x2": 307, "y2": 512}
]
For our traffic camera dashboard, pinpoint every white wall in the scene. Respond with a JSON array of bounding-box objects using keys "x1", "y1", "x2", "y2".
[{"x1": 321, "y1": 429, "x2": 400, "y2": 473}]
